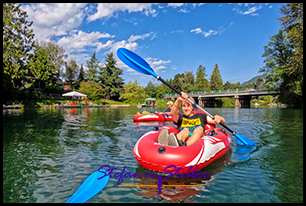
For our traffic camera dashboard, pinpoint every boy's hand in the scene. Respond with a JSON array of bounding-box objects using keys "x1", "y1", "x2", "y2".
[{"x1": 213, "y1": 115, "x2": 226, "y2": 124}]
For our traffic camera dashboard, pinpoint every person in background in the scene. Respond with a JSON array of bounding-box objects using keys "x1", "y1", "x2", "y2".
[
  {"x1": 137, "y1": 101, "x2": 180, "y2": 116},
  {"x1": 158, "y1": 92, "x2": 225, "y2": 147},
  {"x1": 156, "y1": 101, "x2": 180, "y2": 115}
]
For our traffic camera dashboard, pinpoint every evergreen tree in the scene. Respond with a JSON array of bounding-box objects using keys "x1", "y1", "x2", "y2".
[
  {"x1": 99, "y1": 53, "x2": 124, "y2": 100},
  {"x1": 85, "y1": 52, "x2": 100, "y2": 82},
  {"x1": 210, "y1": 64, "x2": 223, "y2": 90},
  {"x1": 3, "y1": 3, "x2": 35, "y2": 96},
  {"x1": 223, "y1": 81, "x2": 231, "y2": 90},
  {"x1": 75, "y1": 64, "x2": 85, "y2": 89},
  {"x1": 194, "y1": 65, "x2": 209, "y2": 91}
]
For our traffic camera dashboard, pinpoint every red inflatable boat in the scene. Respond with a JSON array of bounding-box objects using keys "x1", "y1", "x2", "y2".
[
  {"x1": 133, "y1": 124, "x2": 231, "y2": 173},
  {"x1": 133, "y1": 113, "x2": 173, "y2": 122}
]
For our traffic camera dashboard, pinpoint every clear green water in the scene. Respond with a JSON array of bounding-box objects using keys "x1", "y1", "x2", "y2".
[{"x1": 3, "y1": 107, "x2": 303, "y2": 203}]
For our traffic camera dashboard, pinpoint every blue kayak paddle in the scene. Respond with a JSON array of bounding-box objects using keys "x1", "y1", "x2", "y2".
[
  {"x1": 117, "y1": 47, "x2": 256, "y2": 147},
  {"x1": 65, "y1": 169, "x2": 109, "y2": 203}
]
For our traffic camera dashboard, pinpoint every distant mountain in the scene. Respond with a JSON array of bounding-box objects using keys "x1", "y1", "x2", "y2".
[{"x1": 241, "y1": 74, "x2": 265, "y2": 87}]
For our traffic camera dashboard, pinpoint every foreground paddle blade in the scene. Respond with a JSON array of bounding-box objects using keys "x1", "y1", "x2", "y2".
[
  {"x1": 117, "y1": 48, "x2": 158, "y2": 78},
  {"x1": 235, "y1": 133, "x2": 256, "y2": 146},
  {"x1": 65, "y1": 170, "x2": 109, "y2": 203}
]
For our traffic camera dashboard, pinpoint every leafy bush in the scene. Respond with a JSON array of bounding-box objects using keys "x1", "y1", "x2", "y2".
[{"x1": 78, "y1": 81, "x2": 105, "y2": 100}]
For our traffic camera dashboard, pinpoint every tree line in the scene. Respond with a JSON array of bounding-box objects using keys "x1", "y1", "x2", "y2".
[
  {"x1": 3, "y1": 3, "x2": 124, "y2": 102},
  {"x1": 3, "y1": 3, "x2": 302, "y2": 108},
  {"x1": 121, "y1": 63, "x2": 263, "y2": 104},
  {"x1": 259, "y1": 3, "x2": 303, "y2": 108}
]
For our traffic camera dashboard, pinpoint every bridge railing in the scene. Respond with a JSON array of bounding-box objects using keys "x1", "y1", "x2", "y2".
[{"x1": 163, "y1": 87, "x2": 267, "y2": 97}]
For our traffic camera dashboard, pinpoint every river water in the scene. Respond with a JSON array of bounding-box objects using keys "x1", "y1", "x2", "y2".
[{"x1": 3, "y1": 107, "x2": 303, "y2": 203}]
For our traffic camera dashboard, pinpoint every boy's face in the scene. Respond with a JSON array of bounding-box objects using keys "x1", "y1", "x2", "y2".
[{"x1": 182, "y1": 102, "x2": 194, "y2": 116}]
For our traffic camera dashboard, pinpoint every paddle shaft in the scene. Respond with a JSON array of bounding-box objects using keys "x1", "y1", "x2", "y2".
[
  {"x1": 117, "y1": 47, "x2": 255, "y2": 146},
  {"x1": 157, "y1": 76, "x2": 235, "y2": 135}
]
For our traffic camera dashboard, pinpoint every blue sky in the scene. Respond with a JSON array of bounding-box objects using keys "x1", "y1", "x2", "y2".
[{"x1": 21, "y1": 3, "x2": 283, "y2": 87}]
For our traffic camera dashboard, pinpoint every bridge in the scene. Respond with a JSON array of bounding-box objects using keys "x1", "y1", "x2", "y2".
[{"x1": 163, "y1": 88, "x2": 280, "y2": 108}]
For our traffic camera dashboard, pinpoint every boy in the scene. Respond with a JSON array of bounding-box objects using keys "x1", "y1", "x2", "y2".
[{"x1": 158, "y1": 92, "x2": 226, "y2": 147}]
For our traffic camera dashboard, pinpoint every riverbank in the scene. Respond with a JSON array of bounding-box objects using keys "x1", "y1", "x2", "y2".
[{"x1": 3, "y1": 99, "x2": 130, "y2": 109}]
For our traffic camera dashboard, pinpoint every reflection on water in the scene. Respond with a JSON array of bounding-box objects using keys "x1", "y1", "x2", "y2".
[
  {"x1": 3, "y1": 107, "x2": 303, "y2": 203},
  {"x1": 133, "y1": 149, "x2": 231, "y2": 203}
]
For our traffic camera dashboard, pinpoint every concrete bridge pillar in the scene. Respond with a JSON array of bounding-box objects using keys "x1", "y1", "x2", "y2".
[
  {"x1": 198, "y1": 97, "x2": 204, "y2": 108},
  {"x1": 235, "y1": 95, "x2": 251, "y2": 108}
]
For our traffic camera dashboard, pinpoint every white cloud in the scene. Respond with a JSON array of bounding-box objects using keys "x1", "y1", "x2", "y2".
[
  {"x1": 242, "y1": 6, "x2": 261, "y2": 15},
  {"x1": 87, "y1": 3, "x2": 156, "y2": 21},
  {"x1": 179, "y1": 8, "x2": 190, "y2": 13},
  {"x1": 167, "y1": 3, "x2": 185, "y2": 8},
  {"x1": 191, "y1": 28, "x2": 218, "y2": 37},
  {"x1": 127, "y1": 32, "x2": 153, "y2": 42},
  {"x1": 21, "y1": 3, "x2": 88, "y2": 41},
  {"x1": 192, "y1": 3, "x2": 205, "y2": 8},
  {"x1": 171, "y1": 30, "x2": 184, "y2": 34},
  {"x1": 190, "y1": 28, "x2": 203, "y2": 34},
  {"x1": 203, "y1": 30, "x2": 218, "y2": 37},
  {"x1": 232, "y1": 3, "x2": 263, "y2": 16},
  {"x1": 21, "y1": 3, "x2": 174, "y2": 75},
  {"x1": 145, "y1": 57, "x2": 171, "y2": 74},
  {"x1": 97, "y1": 40, "x2": 114, "y2": 52},
  {"x1": 228, "y1": 21, "x2": 234, "y2": 28},
  {"x1": 57, "y1": 30, "x2": 115, "y2": 53}
]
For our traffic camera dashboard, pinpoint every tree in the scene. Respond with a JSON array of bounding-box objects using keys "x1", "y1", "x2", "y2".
[
  {"x1": 78, "y1": 81, "x2": 104, "y2": 100},
  {"x1": 194, "y1": 65, "x2": 209, "y2": 91},
  {"x1": 85, "y1": 52, "x2": 100, "y2": 82},
  {"x1": 119, "y1": 81, "x2": 146, "y2": 103},
  {"x1": 99, "y1": 53, "x2": 124, "y2": 100},
  {"x1": 278, "y1": 3, "x2": 303, "y2": 80},
  {"x1": 259, "y1": 28, "x2": 302, "y2": 106},
  {"x1": 64, "y1": 59, "x2": 79, "y2": 89},
  {"x1": 210, "y1": 64, "x2": 223, "y2": 90},
  {"x1": 172, "y1": 73, "x2": 185, "y2": 92},
  {"x1": 255, "y1": 78, "x2": 265, "y2": 90},
  {"x1": 40, "y1": 40, "x2": 67, "y2": 79},
  {"x1": 3, "y1": 3, "x2": 35, "y2": 95},
  {"x1": 232, "y1": 82, "x2": 242, "y2": 89},
  {"x1": 278, "y1": 3, "x2": 303, "y2": 106},
  {"x1": 144, "y1": 81, "x2": 157, "y2": 98},
  {"x1": 260, "y1": 3, "x2": 303, "y2": 107},
  {"x1": 27, "y1": 45, "x2": 54, "y2": 87},
  {"x1": 181, "y1": 71, "x2": 194, "y2": 92},
  {"x1": 223, "y1": 81, "x2": 231, "y2": 90},
  {"x1": 144, "y1": 81, "x2": 166, "y2": 98},
  {"x1": 75, "y1": 64, "x2": 85, "y2": 90}
]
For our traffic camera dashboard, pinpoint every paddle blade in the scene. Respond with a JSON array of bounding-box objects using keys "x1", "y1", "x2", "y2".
[
  {"x1": 65, "y1": 170, "x2": 109, "y2": 203},
  {"x1": 235, "y1": 133, "x2": 256, "y2": 146},
  {"x1": 117, "y1": 48, "x2": 158, "y2": 78}
]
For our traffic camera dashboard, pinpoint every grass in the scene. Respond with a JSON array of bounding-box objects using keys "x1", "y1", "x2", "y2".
[{"x1": 96, "y1": 99, "x2": 130, "y2": 105}]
